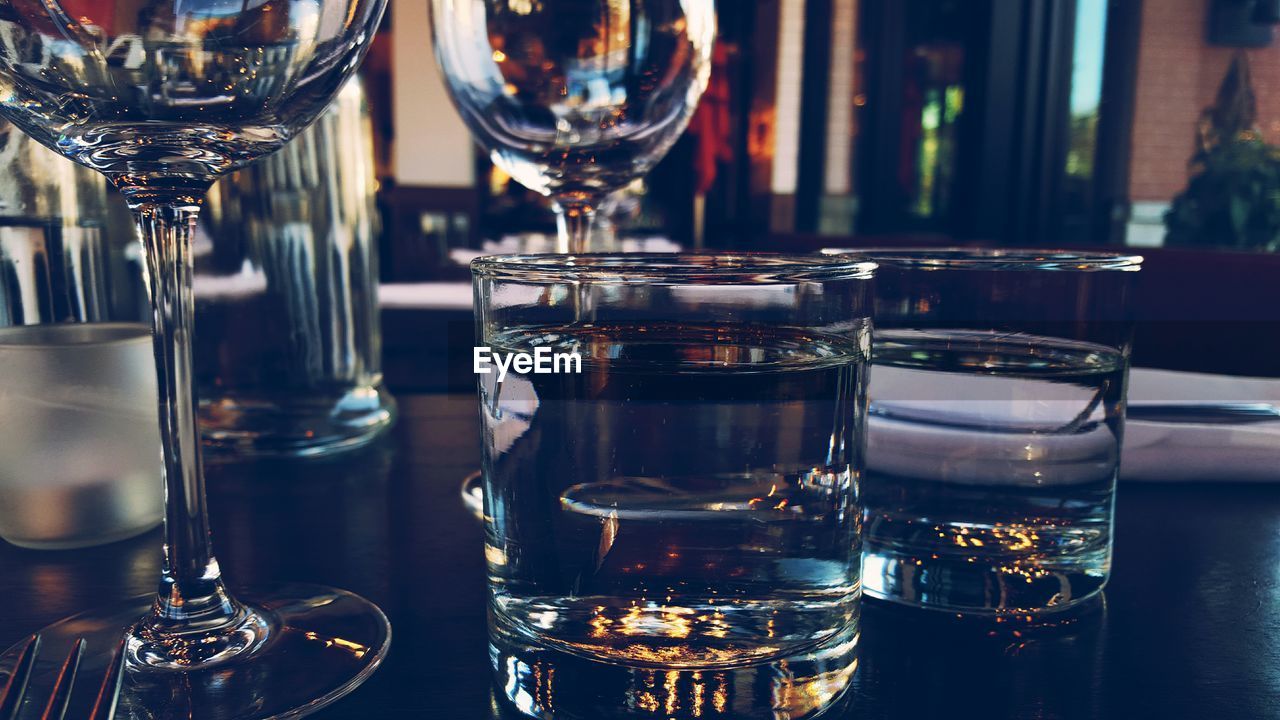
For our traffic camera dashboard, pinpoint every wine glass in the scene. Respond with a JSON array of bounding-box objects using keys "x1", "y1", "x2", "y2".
[
  {"x1": 429, "y1": 0, "x2": 715, "y2": 253},
  {"x1": 0, "y1": 2, "x2": 389, "y2": 718}
]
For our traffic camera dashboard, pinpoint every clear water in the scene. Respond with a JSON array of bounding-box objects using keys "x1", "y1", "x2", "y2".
[
  {"x1": 862, "y1": 330, "x2": 1126, "y2": 613},
  {"x1": 480, "y1": 323, "x2": 866, "y2": 671}
]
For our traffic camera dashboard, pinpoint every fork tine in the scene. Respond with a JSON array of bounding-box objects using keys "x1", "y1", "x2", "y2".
[
  {"x1": 0, "y1": 634, "x2": 39, "y2": 720},
  {"x1": 88, "y1": 637, "x2": 127, "y2": 720},
  {"x1": 39, "y1": 638, "x2": 83, "y2": 720}
]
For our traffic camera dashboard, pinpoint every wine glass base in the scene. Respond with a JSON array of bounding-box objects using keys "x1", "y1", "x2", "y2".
[{"x1": 0, "y1": 583, "x2": 390, "y2": 720}]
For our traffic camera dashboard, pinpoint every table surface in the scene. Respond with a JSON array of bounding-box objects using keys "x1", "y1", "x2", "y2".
[{"x1": 2, "y1": 394, "x2": 1279, "y2": 720}]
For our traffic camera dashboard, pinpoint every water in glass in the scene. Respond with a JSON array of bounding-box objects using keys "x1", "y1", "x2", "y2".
[
  {"x1": 482, "y1": 323, "x2": 864, "y2": 667},
  {"x1": 862, "y1": 329, "x2": 1125, "y2": 613}
]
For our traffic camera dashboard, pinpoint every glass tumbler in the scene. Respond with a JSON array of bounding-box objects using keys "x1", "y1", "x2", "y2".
[
  {"x1": 474, "y1": 254, "x2": 875, "y2": 720},
  {"x1": 194, "y1": 78, "x2": 395, "y2": 456},
  {"x1": 827, "y1": 248, "x2": 1142, "y2": 615}
]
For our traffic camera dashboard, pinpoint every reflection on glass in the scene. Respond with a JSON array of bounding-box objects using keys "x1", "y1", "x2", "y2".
[
  {"x1": 430, "y1": 0, "x2": 715, "y2": 251},
  {"x1": 0, "y1": 120, "x2": 111, "y2": 326}
]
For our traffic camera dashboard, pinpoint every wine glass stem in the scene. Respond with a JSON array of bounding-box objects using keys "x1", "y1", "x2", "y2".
[
  {"x1": 554, "y1": 201, "x2": 599, "y2": 254},
  {"x1": 134, "y1": 202, "x2": 239, "y2": 625}
]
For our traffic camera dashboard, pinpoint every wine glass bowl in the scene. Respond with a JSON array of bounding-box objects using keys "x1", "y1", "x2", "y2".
[
  {"x1": 430, "y1": 0, "x2": 714, "y2": 250},
  {"x1": 0, "y1": 0, "x2": 384, "y2": 199}
]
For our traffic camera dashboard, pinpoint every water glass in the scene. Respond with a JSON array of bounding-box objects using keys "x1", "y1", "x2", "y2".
[
  {"x1": 194, "y1": 78, "x2": 395, "y2": 456},
  {"x1": 828, "y1": 248, "x2": 1142, "y2": 615},
  {"x1": 474, "y1": 253, "x2": 875, "y2": 719}
]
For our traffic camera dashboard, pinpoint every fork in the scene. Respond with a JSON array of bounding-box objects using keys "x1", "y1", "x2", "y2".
[{"x1": 0, "y1": 635, "x2": 126, "y2": 720}]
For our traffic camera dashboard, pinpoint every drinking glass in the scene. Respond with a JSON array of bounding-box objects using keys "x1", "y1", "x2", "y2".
[
  {"x1": 826, "y1": 248, "x2": 1142, "y2": 615},
  {"x1": 195, "y1": 78, "x2": 396, "y2": 457},
  {"x1": 430, "y1": 0, "x2": 715, "y2": 252},
  {"x1": 474, "y1": 254, "x2": 875, "y2": 719},
  {"x1": 0, "y1": 2, "x2": 391, "y2": 718}
]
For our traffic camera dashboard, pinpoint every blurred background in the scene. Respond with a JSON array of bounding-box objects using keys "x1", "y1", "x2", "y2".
[
  {"x1": 369, "y1": 0, "x2": 1280, "y2": 275},
  {"x1": 21, "y1": 0, "x2": 1274, "y2": 393}
]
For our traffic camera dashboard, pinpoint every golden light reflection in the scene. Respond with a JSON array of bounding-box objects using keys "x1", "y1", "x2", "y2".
[
  {"x1": 785, "y1": 658, "x2": 859, "y2": 716},
  {"x1": 711, "y1": 676, "x2": 729, "y2": 714},
  {"x1": 302, "y1": 632, "x2": 369, "y2": 659},
  {"x1": 561, "y1": 641, "x2": 781, "y2": 668},
  {"x1": 590, "y1": 613, "x2": 611, "y2": 639},
  {"x1": 506, "y1": 0, "x2": 540, "y2": 14},
  {"x1": 530, "y1": 660, "x2": 556, "y2": 711},
  {"x1": 691, "y1": 672, "x2": 705, "y2": 717},
  {"x1": 941, "y1": 523, "x2": 1044, "y2": 554},
  {"x1": 485, "y1": 543, "x2": 508, "y2": 567},
  {"x1": 634, "y1": 670, "x2": 659, "y2": 712},
  {"x1": 635, "y1": 690, "x2": 659, "y2": 713},
  {"x1": 664, "y1": 671, "x2": 680, "y2": 715}
]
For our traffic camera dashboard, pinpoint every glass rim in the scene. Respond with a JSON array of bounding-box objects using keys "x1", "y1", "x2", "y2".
[
  {"x1": 471, "y1": 253, "x2": 878, "y2": 283},
  {"x1": 0, "y1": 322, "x2": 151, "y2": 349},
  {"x1": 820, "y1": 247, "x2": 1143, "y2": 271}
]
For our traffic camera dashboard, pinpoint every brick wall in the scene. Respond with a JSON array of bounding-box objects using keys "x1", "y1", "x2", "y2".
[{"x1": 1129, "y1": 0, "x2": 1280, "y2": 202}]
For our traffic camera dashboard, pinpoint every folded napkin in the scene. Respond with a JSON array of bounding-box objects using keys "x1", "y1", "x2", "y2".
[
  {"x1": 867, "y1": 364, "x2": 1121, "y2": 487},
  {"x1": 378, "y1": 282, "x2": 473, "y2": 310},
  {"x1": 869, "y1": 366, "x2": 1280, "y2": 484},
  {"x1": 1122, "y1": 368, "x2": 1280, "y2": 482}
]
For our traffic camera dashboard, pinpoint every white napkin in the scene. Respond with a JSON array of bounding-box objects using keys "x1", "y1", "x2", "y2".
[
  {"x1": 378, "y1": 282, "x2": 473, "y2": 310},
  {"x1": 868, "y1": 366, "x2": 1280, "y2": 484},
  {"x1": 867, "y1": 364, "x2": 1120, "y2": 487},
  {"x1": 1122, "y1": 368, "x2": 1280, "y2": 482}
]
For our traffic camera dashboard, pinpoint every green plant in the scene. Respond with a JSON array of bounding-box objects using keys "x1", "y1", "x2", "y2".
[
  {"x1": 1165, "y1": 136, "x2": 1280, "y2": 251},
  {"x1": 1164, "y1": 52, "x2": 1280, "y2": 251}
]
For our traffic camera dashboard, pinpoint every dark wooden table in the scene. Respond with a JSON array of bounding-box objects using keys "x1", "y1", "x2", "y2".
[{"x1": 2, "y1": 394, "x2": 1279, "y2": 719}]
